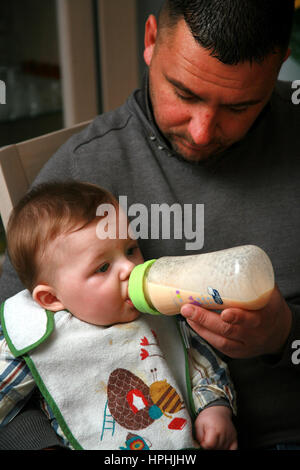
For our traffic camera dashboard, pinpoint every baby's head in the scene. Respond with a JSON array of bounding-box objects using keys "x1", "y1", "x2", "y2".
[{"x1": 7, "y1": 181, "x2": 143, "y2": 325}]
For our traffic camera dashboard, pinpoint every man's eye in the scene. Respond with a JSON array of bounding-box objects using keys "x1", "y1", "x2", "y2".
[
  {"x1": 229, "y1": 106, "x2": 248, "y2": 114},
  {"x1": 126, "y1": 246, "x2": 137, "y2": 256},
  {"x1": 176, "y1": 93, "x2": 195, "y2": 102},
  {"x1": 96, "y1": 263, "x2": 110, "y2": 273},
  {"x1": 174, "y1": 89, "x2": 195, "y2": 102}
]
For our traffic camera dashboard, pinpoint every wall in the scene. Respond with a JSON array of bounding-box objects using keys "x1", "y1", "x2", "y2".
[
  {"x1": 7, "y1": 0, "x2": 59, "y2": 66},
  {"x1": 279, "y1": 57, "x2": 300, "y2": 81}
]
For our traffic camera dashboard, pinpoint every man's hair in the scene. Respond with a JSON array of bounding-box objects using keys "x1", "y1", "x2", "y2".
[
  {"x1": 7, "y1": 181, "x2": 117, "y2": 292},
  {"x1": 159, "y1": 0, "x2": 295, "y2": 64}
]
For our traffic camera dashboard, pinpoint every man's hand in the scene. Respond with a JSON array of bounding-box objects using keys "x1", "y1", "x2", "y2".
[{"x1": 181, "y1": 285, "x2": 292, "y2": 358}]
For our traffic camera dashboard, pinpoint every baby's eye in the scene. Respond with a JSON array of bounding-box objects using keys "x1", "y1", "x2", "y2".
[{"x1": 96, "y1": 263, "x2": 110, "y2": 273}]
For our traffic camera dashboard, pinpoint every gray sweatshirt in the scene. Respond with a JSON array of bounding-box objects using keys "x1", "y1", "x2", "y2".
[{"x1": 0, "y1": 77, "x2": 300, "y2": 449}]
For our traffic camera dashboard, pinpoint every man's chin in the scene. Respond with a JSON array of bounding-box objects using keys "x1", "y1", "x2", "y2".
[{"x1": 170, "y1": 137, "x2": 227, "y2": 162}]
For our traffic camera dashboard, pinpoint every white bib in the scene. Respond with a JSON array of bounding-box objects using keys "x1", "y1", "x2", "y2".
[{"x1": 1, "y1": 290, "x2": 198, "y2": 450}]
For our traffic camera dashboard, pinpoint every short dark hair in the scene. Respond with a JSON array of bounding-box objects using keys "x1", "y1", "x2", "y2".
[{"x1": 159, "y1": 0, "x2": 295, "y2": 64}]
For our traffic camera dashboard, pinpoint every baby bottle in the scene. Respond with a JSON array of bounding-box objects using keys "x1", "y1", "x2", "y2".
[{"x1": 128, "y1": 245, "x2": 275, "y2": 315}]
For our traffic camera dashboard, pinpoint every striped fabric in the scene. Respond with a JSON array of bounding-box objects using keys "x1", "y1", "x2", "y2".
[
  {"x1": 0, "y1": 325, "x2": 70, "y2": 445},
  {"x1": 0, "y1": 329, "x2": 35, "y2": 425}
]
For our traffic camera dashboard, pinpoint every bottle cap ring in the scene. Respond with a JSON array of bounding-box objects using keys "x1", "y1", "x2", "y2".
[{"x1": 128, "y1": 259, "x2": 161, "y2": 315}]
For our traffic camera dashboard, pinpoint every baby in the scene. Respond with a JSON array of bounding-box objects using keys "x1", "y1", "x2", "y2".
[{"x1": 0, "y1": 181, "x2": 237, "y2": 450}]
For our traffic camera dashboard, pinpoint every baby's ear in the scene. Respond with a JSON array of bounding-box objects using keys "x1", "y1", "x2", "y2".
[{"x1": 32, "y1": 285, "x2": 65, "y2": 312}]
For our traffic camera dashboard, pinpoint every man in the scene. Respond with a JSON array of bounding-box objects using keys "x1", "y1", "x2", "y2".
[{"x1": 0, "y1": 0, "x2": 299, "y2": 450}]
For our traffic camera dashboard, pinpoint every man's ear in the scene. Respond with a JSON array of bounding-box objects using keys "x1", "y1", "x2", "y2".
[
  {"x1": 283, "y1": 47, "x2": 291, "y2": 63},
  {"x1": 32, "y1": 285, "x2": 65, "y2": 312},
  {"x1": 144, "y1": 15, "x2": 158, "y2": 66}
]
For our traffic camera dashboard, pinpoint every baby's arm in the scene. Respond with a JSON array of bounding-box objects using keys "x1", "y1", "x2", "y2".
[
  {"x1": 195, "y1": 405, "x2": 237, "y2": 450},
  {"x1": 183, "y1": 322, "x2": 237, "y2": 449},
  {"x1": 0, "y1": 324, "x2": 36, "y2": 427}
]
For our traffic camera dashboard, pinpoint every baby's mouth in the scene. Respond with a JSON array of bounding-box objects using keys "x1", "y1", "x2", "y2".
[{"x1": 125, "y1": 297, "x2": 134, "y2": 308}]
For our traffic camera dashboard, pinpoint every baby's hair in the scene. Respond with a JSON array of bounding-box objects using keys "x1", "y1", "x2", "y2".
[{"x1": 7, "y1": 181, "x2": 117, "y2": 292}]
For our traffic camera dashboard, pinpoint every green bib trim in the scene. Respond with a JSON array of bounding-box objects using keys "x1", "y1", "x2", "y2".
[
  {"x1": 23, "y1": 354, "x2": 83, "y2": 450},
  {"x1": 0, "y1": 300, "x2": 55, "y2": 358}
]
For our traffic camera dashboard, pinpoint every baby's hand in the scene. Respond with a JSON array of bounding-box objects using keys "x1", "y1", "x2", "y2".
[{"x1": 194, "y1": 405, "x2": 237, "y2": 450}]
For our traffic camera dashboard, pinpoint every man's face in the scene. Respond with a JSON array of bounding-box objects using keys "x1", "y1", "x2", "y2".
[{"x1": 144, "y1": 16, "x2": 285, "y2": 162}]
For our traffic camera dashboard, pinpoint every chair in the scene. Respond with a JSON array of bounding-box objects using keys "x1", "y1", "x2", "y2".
[{"x1": 0, "y1": 120, "x2": 91, "y2": 230}]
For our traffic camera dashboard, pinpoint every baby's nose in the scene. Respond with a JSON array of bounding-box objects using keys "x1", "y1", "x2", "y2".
[{"x1": 119, "y1": 259, "x2": 135, "y2": 281}]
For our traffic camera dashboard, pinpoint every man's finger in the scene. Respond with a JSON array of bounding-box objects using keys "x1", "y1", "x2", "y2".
[
  {"x1": 181, "y1": 304, "x2": 238, "y2": 338},
  {"x1": 221, "y1": 308, "x2": 262, "y2": 328},
  {"x1": 186, "y1": 319, "x2": 245, "y2": 357}
]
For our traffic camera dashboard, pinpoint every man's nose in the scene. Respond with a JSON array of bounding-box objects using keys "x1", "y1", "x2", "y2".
[{"x1": 187, "y1": 107, "x2": 217, "y2": 146}]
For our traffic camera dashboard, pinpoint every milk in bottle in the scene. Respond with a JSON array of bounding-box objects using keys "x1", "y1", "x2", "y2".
[{"x1": 128, "y1": 245, "x2": 275, "y2": 315}]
